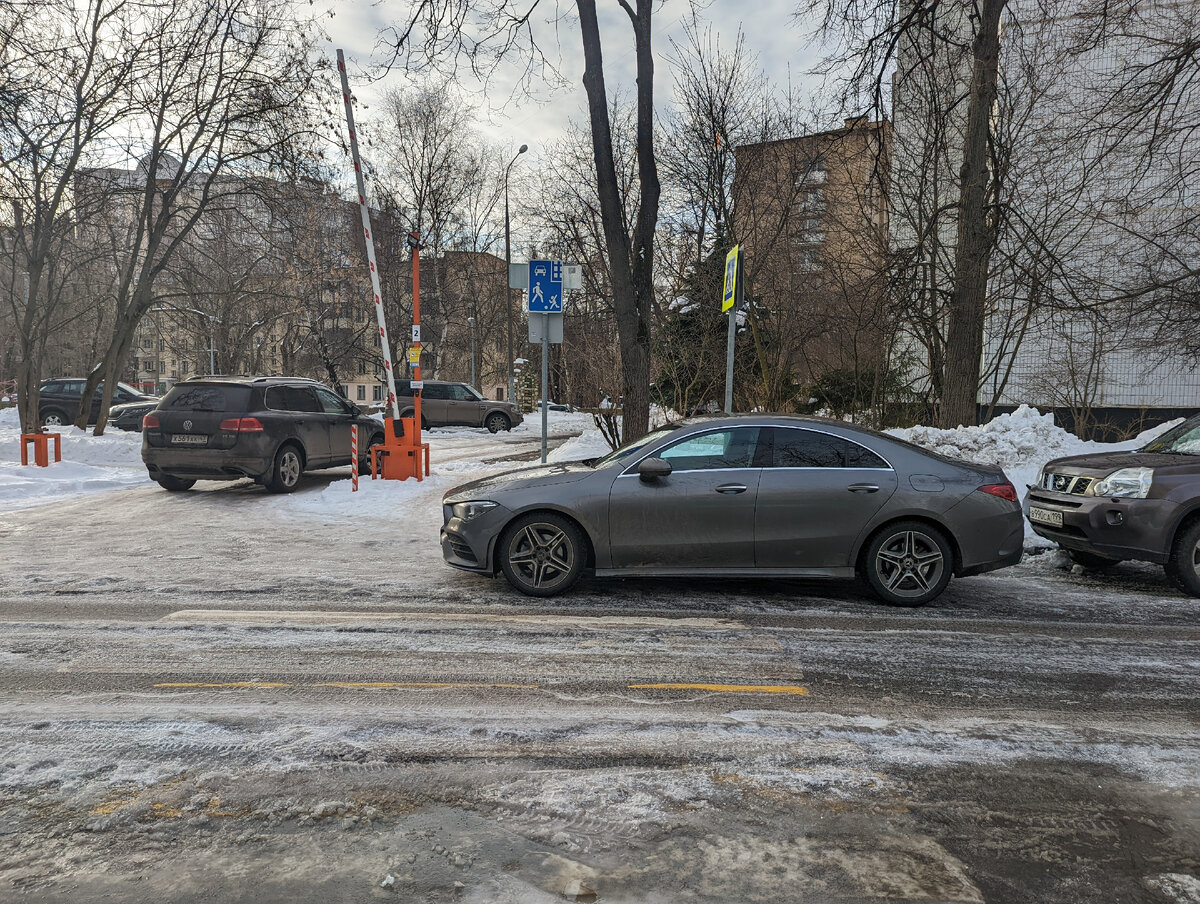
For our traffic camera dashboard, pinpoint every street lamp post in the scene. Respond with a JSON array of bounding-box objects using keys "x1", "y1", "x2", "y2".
[
  {"x1": 504, "y1": 143, "x2": 528, "y2": 403},
  {"x1": 467, "y1": 316, "x2": 476, "y2": 389}
]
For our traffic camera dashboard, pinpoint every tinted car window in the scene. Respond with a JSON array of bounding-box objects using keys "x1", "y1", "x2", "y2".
[
  {"x1": 284, "y1": 386, "x2": 320, "y2": 412},
  {"x1": 395, "y1": 381, "x2": 414, "y2": 397},
  {"x1": 766, "y1": 427, "x2": 890, "y2": 469},
  {"x1": 315, "y1": 387, "x2": 349, "y2": 414},
  {"x1": 448, "y1": 385, "x2": 475, "y2": 401},
  {"x1": 770, "y1": 428, "x2": 844, "y2": 468},
  {"x1": 846, "y1": 440, "x2": 889, "y2": 469},
  {"x1": 164, "y1": 385, "x2": 249, "y2": 412},
  {"x1": 423, "y1": 384, "x2": 450, "y2": 401},
  {"x1": 658, "y1": 427, "x2": 759, "y2": 471}
]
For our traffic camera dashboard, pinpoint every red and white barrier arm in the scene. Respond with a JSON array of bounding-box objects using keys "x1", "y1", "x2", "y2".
[{"x1": 337, "y1": 49, "x2": 401, "y2": 422}]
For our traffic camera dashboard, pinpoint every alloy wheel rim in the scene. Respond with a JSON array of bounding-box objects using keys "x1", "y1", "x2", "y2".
[
  {"x1": 281, "y1": 451, "x2": 300, "y2": 486},
  {"x1": 507, "y1": 523, "x2": 574, "y2": 589},
  {"x1": 875, "y1": 530, "x2": 945, "y2": 598},
  {"x1": 1192, "y1": 539, "x2": 1200, "y2": 578},
  {"x1": 44, "y1": 415, "x2": 62, "y2": 426}
]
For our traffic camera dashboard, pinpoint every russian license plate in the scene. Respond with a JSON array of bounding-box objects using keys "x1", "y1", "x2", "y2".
[
  {"x1": 1028, "y1": 506, "x2": 1063, "y2": 527},
  {"x1": 171, "y1": 433, "x2": 207, "y2": 446}
]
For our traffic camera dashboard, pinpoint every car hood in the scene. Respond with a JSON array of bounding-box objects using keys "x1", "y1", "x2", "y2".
[
  {"x1": 445, "y1": 461, "x2": 597, "y2": 502},
  {"x1": 1043, "y1": 450, "x2": 1198, "y2": 476},
  {"x1": 111, "y1": 401, "x2": 157, "y2": 415}
]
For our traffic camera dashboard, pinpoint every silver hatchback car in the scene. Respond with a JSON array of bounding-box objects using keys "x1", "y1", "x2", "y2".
[{"x1": 441, "y1": 416, "x2": 1024, "y2": 605}]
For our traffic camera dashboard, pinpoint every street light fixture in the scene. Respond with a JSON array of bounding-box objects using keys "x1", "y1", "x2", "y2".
[
  {"x1": 467, "y1": 316, "x2": 476, "y2": 389},
  {"x1": 504, "y1": 143, "x2": 528, "y2": 404}
]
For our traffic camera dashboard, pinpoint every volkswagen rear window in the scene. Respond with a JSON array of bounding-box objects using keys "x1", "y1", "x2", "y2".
[{"x1": 163, "y1": 385, "x2": 249, "y2": 412}]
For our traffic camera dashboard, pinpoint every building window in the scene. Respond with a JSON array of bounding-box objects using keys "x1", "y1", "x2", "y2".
[
  {"x1": 182, "y1": 361, "x2": 189, "y2": 375},
  {"x1": 159, "y1": 361, "x2": 166, "y2": 374},
  {"x1": 158, "y1": 338, "x2": 165, "y2": 352},
  {"x1": 372, "y1": 385, "x2": 383, "y2": 401},
  {"x1": 357, "y1": 385, "x2": 366, "y2": 400}
]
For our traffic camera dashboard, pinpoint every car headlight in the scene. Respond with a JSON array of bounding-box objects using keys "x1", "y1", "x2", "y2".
[
  {"x1": 1090, "y1": 467, "x2": 1154, "y2": 499},
  {"x1": 1034, "y1": 465, "x2": 1046, "y2": 488},
  {"x1": 451, "y1": 500, "x2": 498, "y2": 522}
]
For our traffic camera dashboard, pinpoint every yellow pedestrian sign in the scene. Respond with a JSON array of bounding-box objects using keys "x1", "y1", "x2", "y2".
[
  {"x1": 722, "y1": 245, "x2": 741, "y2": 312},
  {"x1": 407, "y1": 347, "x2": 421, "y2": 365}
]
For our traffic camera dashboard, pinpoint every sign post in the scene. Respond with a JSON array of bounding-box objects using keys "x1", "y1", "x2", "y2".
[
  {"x1": 528, "y1": 260, "x2": 564, "y2": 464},
  {"x1": 722, "y1": 245, "x2": 743, "y2": 414}
]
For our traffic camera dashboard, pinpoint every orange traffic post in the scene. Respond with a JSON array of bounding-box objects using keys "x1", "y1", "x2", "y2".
[{"x1": 20, "y1": 432, "x2": 61, "y2": 467}]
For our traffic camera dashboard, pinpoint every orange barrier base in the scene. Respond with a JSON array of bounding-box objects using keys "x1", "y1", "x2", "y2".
[
  {"x1": 370, "y1": 417, "x2": 430, "y2": 482},
  {"x1": 21, "y1": 432, "x2": 61, "y2": 467}
]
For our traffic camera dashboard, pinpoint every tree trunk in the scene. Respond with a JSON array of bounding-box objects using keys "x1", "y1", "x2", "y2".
[
  {"x1": 576, "y1": 0, "x2": 657, "y2": 441},
  {"x1": 939, "y1": 0, "x2": 1005, "y2": 428}
]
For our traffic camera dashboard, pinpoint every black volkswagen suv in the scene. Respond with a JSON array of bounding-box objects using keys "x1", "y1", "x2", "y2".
[{"x1": 142, "y1": 377, "x2": 385, "y2": 493}]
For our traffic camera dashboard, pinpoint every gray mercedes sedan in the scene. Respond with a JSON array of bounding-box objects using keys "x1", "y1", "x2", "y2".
[{"x1": 440, "y1": 416, "x2": 1024, "y2": 605}]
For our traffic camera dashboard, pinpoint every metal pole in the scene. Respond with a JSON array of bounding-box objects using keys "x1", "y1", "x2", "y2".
[
  {"x1": 468, "y1": 316, "x2": 476, "y2": 389},
  {"x1": 504, "y1": 144, "x2": 527, "y2": 404},
  {"x1": 208, "y1": 317, "x2": 216, "y2": 375},
  {"x1": 540, "y1": 316, "x2": 549, "y2": 464},
  {"x1": 724, "y1": 310, "x2": 736, "y2": 414},
  {"x1": 337, "y1": 49, "x2": 400, "y2": 421},
  {"x1": 411, "y1": 234, "x2": 422, "y2": 449}
]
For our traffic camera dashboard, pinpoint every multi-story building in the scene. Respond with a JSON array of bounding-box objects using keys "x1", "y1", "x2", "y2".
[
  {"x1": 732, "y1": 118, "x2": 892, "y2": 400},
  {"x1": 890, "y1": 0, "x2": 1200, "y2": 433}
]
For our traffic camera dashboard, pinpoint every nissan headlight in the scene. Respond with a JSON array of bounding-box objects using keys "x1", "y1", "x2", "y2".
[
  {"x1": 1090, "y1": 467, "x2": 1153, "y2": 499},
  {"x1": 1034, "y1": 465, "x2": 1047, "y2": 488},
  {"x1": 451, "y1": 500, "x2": 499, "y2": 522}
]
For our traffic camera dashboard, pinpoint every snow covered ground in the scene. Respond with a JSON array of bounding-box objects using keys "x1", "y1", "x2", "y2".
[{"x1": 0, "y1": 403, "x2": 1182, "y2": 535}]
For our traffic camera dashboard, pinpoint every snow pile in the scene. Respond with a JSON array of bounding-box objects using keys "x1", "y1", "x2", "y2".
[
  {"x1": 0, "y1": 409, "x2": 150, "y2": 512},
  {"x1": 888, "y1": 405, "x2": 1090, "y2": 478},
  {"x1": 888, "y1": 405, "x2": 1181, "y2": 544},
  {"x1": 548, "y1": 430, "x2": 612, "y2": 463}
]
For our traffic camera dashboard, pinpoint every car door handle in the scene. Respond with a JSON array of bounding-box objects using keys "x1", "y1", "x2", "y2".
[
  {"x1": 847, "y1": 483, "x2": 880, "y2": 493},
  {"x1": 716, "y1": 484, "x2": 748, "y2": 494}
]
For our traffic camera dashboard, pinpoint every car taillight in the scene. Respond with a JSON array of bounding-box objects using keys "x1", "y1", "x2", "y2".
[
  {"x1": 218, "y1": 417, "x2": 264, "y2": 433},
  {"x1": 142, "y1": 414, "x2": 160, "y2": 429},
  {"x1": 978, "y1": 482, "x2": 1018, "y2": 502}
]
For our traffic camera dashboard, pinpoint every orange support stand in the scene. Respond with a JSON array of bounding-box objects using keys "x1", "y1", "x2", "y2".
[
  {"x1": 370, "y1": 417, "x2": 430, "y2": 482},
  {"x1": 20, "y1": 432, "x2": 61, "y2": 467}
]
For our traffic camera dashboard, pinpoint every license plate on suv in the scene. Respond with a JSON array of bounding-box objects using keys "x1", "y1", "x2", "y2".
[
  {"x1": 171, "y1": 434, "x2": 208, "y2": 446},
  {"x1": 1028, "y1": 506, "x2": 1063, "y2": 527}
]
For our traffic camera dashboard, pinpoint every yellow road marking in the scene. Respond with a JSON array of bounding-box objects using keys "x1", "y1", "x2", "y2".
[
  {"x1": 629, "y1": 682, "x2": 809, "y2": 696},
  {"x1": 153, "y1": 682, "x2": 292, "y2": 689},
  {"x1": 317, "y1": 681, "x2": 539, "y2": 690}
]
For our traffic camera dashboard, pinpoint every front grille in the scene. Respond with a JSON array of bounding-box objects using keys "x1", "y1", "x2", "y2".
[{"x1": 1040, "y1": 472, "x2": 1093, "y2": 495}]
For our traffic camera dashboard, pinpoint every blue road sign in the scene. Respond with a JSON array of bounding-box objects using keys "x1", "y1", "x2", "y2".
[{"x1": 528, "y1": 259, "x2": 563, "y2": 313}]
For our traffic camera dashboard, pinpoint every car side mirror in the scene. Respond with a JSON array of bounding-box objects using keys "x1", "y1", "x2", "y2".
[{"x1": 638, "y1": 457, "x2": 672, "y2": 481}]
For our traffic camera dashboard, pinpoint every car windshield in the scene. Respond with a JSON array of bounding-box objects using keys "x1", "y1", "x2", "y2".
[
  {"x1": 590, "y1": 425, "x2": 679, "y2": 468},
  {"x1": 1141, "y1": 416, "x2": 1200, "y2": 455}
]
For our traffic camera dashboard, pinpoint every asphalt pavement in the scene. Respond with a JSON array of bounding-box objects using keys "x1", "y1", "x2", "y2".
[{"x1": 1, "y1": 463, "x2": 1198, "y2": 903}]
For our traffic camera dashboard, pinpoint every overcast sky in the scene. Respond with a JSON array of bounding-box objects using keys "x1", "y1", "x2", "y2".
[{"x1": 320, "y1": 0, "x2": 830, "y2": 159}]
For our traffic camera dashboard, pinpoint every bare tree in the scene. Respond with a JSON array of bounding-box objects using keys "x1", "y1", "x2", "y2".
[
  {"x1": 384, "y1": 0, "x2": 661, "y2": 440},
  {"x1": 0, "y1": 0, "x2": 143, "y2": 433},
  {"x1": 75, "y1": 0, "x2": 319, "y2": 434}
]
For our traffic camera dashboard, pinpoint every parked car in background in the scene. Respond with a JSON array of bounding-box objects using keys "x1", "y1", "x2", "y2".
[
  {"x1": 441, "y1": 415, "x2": 1024, "y2": 605},
  {"x1": 38, "y1": 379, "x2": 157, "y2": 427},
  {"x1": 142, "y1": 376, "x2": 384, "y2": 493},
  {"x1": 110, "y1": 399, "x2": 160, "y2": 432},
  {"x1": 396, "y1": 380, "x2": 522, "y2": 433},
  {"x1": 1024, "y1": 414, "x2": 1200, "y2": 596}
]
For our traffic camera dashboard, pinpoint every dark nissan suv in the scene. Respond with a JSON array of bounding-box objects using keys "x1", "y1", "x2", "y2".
[
  {"x1": 1024, "y1": 414, "x2": 1200, "y2": 596},
  {"x1": 142, "y1": 377, "x2": 385, "y2": 493}
]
